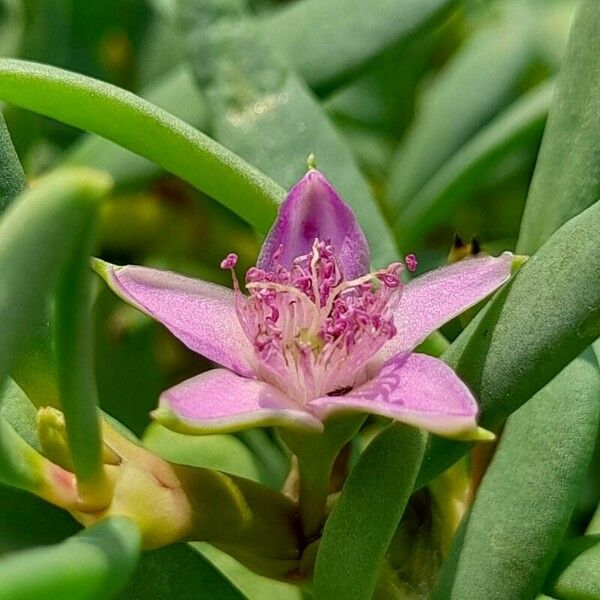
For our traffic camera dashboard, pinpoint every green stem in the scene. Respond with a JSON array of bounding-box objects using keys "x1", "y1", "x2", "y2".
[
  {"x1": 280, "y1": 415, "x2": 365, "y2": 539},
  {"x1": 296, "y1": 453, "x2": 338, "y2": 540}
]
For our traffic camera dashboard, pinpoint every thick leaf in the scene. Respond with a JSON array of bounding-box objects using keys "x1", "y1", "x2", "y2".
[
  {"x1": 263, "y1": 0, "x2": 455, "y2": 91},
  {"x1": 418, "y1": 197, "x2": 600, "y2": 486},
  {"x1": 0, "y1": 111, "x2": 25, "y2": 211},
  {"x1": 236, "y1": 429, "x2": 289, "y2": 489},
  {"x1": 518, "y1": 0, "x2": 600, "y2": 254},
  {"x1": 177, "y1": 0, "x2": 398, "y2": 267},
  {"x1": 54, "y1": 197, "x2": 105, "y2": 490},
  {"x1": 431, "y1": 352, "x2": 600, "y2": 599},
  {"x1": 399, "y1": 82, "x2": 552, "y2": 244},
  {"x1": 117, "y1": 543, "x2": 243, "y2": 600},
  {"x1": 0, "y1": 517, "x2": 140, "y2": 600},
  {"x1": 194, "y1": 543, "x2": 307, "y2": 600},
  {"x1": 143, "y1": 422, "x2": 271, "y2": 483},
  {"x1": 387, "y1": 3, "x2": 535, "y2": 218},
  {"x1": 0, "y1": 168, "x2": 111, "y2": 387},
  {"x1": 64, "y1": 65, "x2": 209, "y2": 188},
  {"x1": 0, "y1": 58, "x2": 282, "y2": 233},
  {"x1": 314, "y1": 423, "x2": 427, "y2": 599},
  {"x1": 544, "y1": 535, "x2": 600, "y2": 600}
]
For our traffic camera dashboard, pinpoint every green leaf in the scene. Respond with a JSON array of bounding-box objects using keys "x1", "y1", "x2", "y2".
[
  {"x1": 117, "y1": 543, "x2": 243, "y2": 600},
  {"x1": 177, "y1": 0, "x2": 398, "y2": 266},
  {"x1": 314, "y1": 423, "x2": 427, "y2": 600},
  {"x1": 398, "y1": 81, "x2": 552, "y2": 244},
  {"x1": 544, "y1": 535, "x2": 600, "y2": 600},
  {"x1": 418, "y1": 196, "x2": 600, "y2": 487},
  {"x1": 0, "y1": 111, "x2": 25, "y2": 211},
  {"x1": 53, "y1": 189, "x2": 106, "y2": 492},
  {"x1": 518, "y1": 0, "x2": 600, "y2": 255},
  {"x1": 143, "y1": 422, "x2": 272, "y2": 484},
  {"x1": 431, "y1": 351, "x2": 600, "y2": 600},
  {"x1": 236, "y1": 429, "x2": 289, "y2": 489},
  {"x1": 386, "y1": 3, "x2": 535, "y2": 220},
  {"x1": 0, "y1": 58, "x2": 282, "y2": 233},
  {"x1": 0, "y1": 517, "x2": 141, "y2": 600},
  {"x1": 263, "y1": 0, "x2": 456, "y2": 91},
  {"x1": 193, "y1": 543, "x2": 307, "y2": 600},
  {"x1": 63, "y1": 65, "x2": 209, "y2": 189},
  {"x1": 0, "y1": 168, "x2": 111, "y2": 387}
]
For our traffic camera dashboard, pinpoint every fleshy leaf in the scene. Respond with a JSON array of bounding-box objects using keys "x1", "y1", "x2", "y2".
[
  {"x1": 257, "y1": 169, "x2": 370, "y2": 279},
  {"x1": 371, "y1": 253, "x2": 514, "y2": 370},
  {"x1": 310, "y1": 353, "x2": 479, "y2": 438},
  {"x1": 0, "y1": 517, "x2": 140, "y2": 600},
  {"x1": 93, "y1": 260, "x2": 256, "y2": 377},
  {"x1": 155, "y1": 369, "x2": 323, "y2": 434}
]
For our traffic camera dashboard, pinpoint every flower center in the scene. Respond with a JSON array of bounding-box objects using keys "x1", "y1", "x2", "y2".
[{"x1": 221, "y1": 240, "x2": 402, "y2": 404}]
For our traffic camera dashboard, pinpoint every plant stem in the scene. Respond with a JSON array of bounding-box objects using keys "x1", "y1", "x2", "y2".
[{"x1": 280, "y1": 414, "x2": 365, "y2": 539}]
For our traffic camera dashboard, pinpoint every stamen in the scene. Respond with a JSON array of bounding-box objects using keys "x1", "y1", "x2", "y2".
[
  {"x1": 405, "y1": 254, "x2": 418, "y2": 273},
  {"x1": 220, "y1": 252, "x2": 242, "y2": 293},
  {"x1": 221, "y1": 240, "x2": 402, "y2": 404},
  {"x1": 220, "y1": 253, "x2": 238, "y2": 270}
]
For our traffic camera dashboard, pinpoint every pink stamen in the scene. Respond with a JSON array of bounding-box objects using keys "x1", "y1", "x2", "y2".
[
  {"x1": 223, "y1": 239, "x2": 403, "y2": 404},
  {"x1": 220, "y1": 253, "x2": 238, "y2": 270},
  {"x1": 405, "y1": 254, "x2": 418, "y2": 272}
]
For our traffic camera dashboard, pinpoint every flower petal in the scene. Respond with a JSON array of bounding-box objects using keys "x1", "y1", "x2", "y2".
[
  {"x1": 257, "y1": 169, "x2": 370, "y2": 278},
  {"x1": 371, "y1": 253, "x2": 513, "y2": 369},
  {"x1": 309, "y1": 353, "x2": 479, "y2": 438},
  {"x1": 154, "y1": 369, "x2": 323, "y2": 434},
  {"x1": 93, "y1": 259, "x2": 255, "y2": 377}
]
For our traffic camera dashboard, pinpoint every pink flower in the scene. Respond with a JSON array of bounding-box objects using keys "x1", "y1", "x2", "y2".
[{"x1": 94, "y1": 170, "x2": 513, "y2": 439}]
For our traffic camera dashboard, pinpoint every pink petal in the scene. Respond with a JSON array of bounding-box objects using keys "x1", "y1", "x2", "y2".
[
  {"x1": 257, "y1": 169, "x2": 370, "y2": 279},
  {"x1": 93, "y1": 260, "x2": 255, "y2": 377},
  {"x1": 309, "y1": 353, "x2": 478, "y2": 437},
  {"x1": 154, "y1": 369, "x2": 323, "y2": 433},
  {"x1": 371, "y1": 253, "x2": 513, "y2": 370}
]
